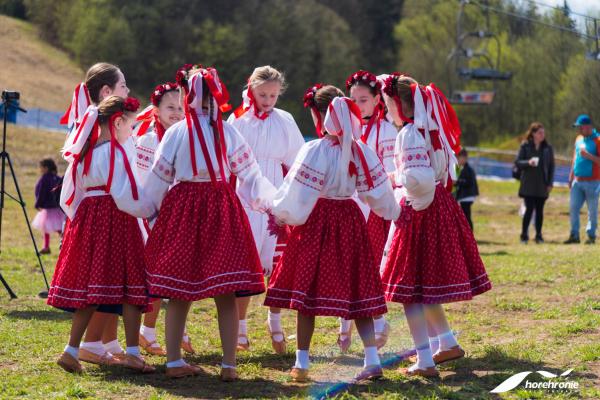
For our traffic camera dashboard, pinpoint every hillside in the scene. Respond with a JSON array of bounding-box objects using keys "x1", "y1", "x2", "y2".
[{"x1": 0, "y1": 15, "x2": 83, "y2": 112}]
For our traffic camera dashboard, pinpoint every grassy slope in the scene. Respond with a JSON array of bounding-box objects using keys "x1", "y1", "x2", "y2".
[
  {"x1": 0, "y1": 15, "x2": 83, "y2": 112},
  {"x1": 0, "y1": 125, "x2": 598, "y2": 399}
]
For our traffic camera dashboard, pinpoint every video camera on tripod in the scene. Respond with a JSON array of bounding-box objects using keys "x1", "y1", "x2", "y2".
[{"x1": 0, "y1": 89, "x2": 50, "y2": 299}]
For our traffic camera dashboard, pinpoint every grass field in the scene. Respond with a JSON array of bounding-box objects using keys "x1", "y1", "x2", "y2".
[{"x1": 0, "y1": 125, "x2": 599, "y2": 399}]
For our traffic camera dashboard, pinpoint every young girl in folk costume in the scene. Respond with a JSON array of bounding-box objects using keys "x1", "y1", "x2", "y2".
[
  {"x1": 32, "y1": 158, "x2": 65, "y2": 254},
  {"x1": 380, "y1": 73, "x2": 491, "y2": 377},
  {"x1": 143, "y1": 66, "x2": 275, "y2": 380},
  {"x1": 336, "y1": 70, "x2": 399, "y2": 353},
  {"x1": 264, "y1": 88, "x2": 401, "y2": 383},
  {"x1": 133, "y1": 82, "x2": 196, "y2": 357},
  {"x1": 48, "y1": 96, "x2": 156, "y2": 374},
  {"x1": 227, "y1": 66, "x2": 305, "y2": 354},
  {"x1": 60, "y1": 63, "x2": 133, "y2": 366}
]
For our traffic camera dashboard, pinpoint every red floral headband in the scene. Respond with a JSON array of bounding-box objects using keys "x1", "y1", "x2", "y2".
[
  {"x1": 123, "y1": 97, "x2": 141, "y2": 113},
  {"x1": 345, "y1": 70, "x2": 381, "y2": 92},
  {"x1": 150, "y1": 82, "x2": 179, "y2": 106},
  {"x1": 303, "y1": 83, "x2": 324, "y2": 108},
  {"x1": 175, "y1": 64, "x2": 203, "y2": 88}
]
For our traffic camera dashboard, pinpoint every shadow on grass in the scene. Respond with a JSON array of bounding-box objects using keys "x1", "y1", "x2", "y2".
[
  {"x1": 93, "y1": 363, "x2": 305, "y2": 399},
  {"x1": 318, "y1": 346, "x2": 598, "y2": 399},
  {"x1": 479, "y1": 250, "x2": 510, "y2": 256},
  {"x1": 476, "y1": 240, "x2": 508, "y2": 246},
  {"x1": 4, "y1": 309, "x2": 71, "y2": 321}
]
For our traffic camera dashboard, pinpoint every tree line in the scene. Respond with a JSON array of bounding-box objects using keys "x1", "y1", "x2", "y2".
[{"x1": 1, "y1": 0, "x2": 599, "y2": 153}]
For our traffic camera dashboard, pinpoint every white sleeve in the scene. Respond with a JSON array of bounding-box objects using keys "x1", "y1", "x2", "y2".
[
  {"x1": 280, "y1": 111, "x2": 306, "y2": 169},
  {"x1": 143, "y1": 126, "x2": 180, "y2": 211},
  {"x1": 271, "y1": 142, "x2": 325, "y2": 226},
  {"x1": 103, "y1": 147, "x2": 156, "y2": 218},
  {"x1": 355, "y1": 143, "x2": 400, "y2": 221},
  {"x1": 226, "y1": 123, "x2": 277, "y2": 211},
  {"x1": 379, "y1": 123, "x2": 398, "y2": 174},
  {"x1": 394, "y1": 125, "x2": 435, "y2": 211}
]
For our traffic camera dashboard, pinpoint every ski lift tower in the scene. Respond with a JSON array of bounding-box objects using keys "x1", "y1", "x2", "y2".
[{"x1": 446, "y1": 0, "x2": 513, "y2": 105}]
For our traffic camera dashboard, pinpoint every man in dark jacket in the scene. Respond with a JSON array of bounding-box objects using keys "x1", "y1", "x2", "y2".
[{"x1": 455, "y1": 148, "x2": 479, "y2": 231}]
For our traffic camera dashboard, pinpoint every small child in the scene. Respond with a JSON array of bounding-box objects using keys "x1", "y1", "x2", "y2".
[
  {"x1": 455, "y1": 148, "x2": 478, "y2": 231},
  {"x1": 32, "y1": 158, "x2": 65, "y2": 254}
]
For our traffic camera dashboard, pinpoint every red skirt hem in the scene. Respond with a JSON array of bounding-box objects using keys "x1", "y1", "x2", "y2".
[
  {"x1": 145, "y1": 182, "x2": 265, "y2": 302},
  {"x1": 382, "y1": 185, "x2": 491, "y2": 304},
  {"x1": 47, "y1": 196, "x2": 149, "y2": 311},
  {"x1": 265, "y1": 198, "x2": 387, "y2": 319}
]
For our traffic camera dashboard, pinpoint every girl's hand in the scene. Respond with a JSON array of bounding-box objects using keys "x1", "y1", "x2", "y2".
[{"x1": 267, "y1": 213, "x2": 283, "y2": 236}]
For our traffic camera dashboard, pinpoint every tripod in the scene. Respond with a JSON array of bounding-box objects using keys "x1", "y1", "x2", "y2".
[{"x1": 0, "y1": 93, "x2": 50, "y2": 299}]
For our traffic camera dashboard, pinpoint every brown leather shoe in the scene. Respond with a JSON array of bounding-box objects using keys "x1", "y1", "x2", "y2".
[
  {"x1": 267, "y1": 324, "x2": 287, "y2": 355},
  {"x1": 79, "y1": 349, "x2": 120, "y2": 366},
  {"x1": 57, "y1": 352, "x2": 83, "y2": 373},
  {"x1": 398, "y1": 366, "x2": 439, "y2": 378},
  {"x1": 220, "y1": 367, "x2": 238, "y2": 382},
  {"x1": 290, "y1": 367, "x2": 310, "y2": 382},
  {"x1": 352, "y1": 365, "x2": 383, "y2": 382},
  {"x1": 139, "y1": 334, "x2": 167, "y2": 356},
  {"x1": 166, "y1": 364, "x2": 198, "y2": 379},
  {"x1": 433, "y1": 346, "x2": 465, "y2": 364},
  {"x1": 121, "y1": 354, "x2": 155, "y2": 373},
  {"x1": 181, "y1": 336, "x2": 196, "y2": 354}
]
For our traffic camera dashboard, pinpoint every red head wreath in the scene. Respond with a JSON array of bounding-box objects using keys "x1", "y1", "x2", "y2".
[
  {"x1": 346, "y1": 70, "x2": 386, "y2": 151},
  {"x1": 136, "y1": 82, "x2": 179, "y2": 140},
  {"x1": 303, "y1": 83, "x2": 325, "y2": 137}
]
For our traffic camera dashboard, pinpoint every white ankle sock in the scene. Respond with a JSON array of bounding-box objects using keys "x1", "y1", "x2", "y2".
[
  {"x1": 414, "y1": 345, "x2": 435, "y2": 369},
  {"x1": 140, "y1": 325, "x2": 156, "y2": 341},
  {"x1": 104, "y1": 339, "x2": 123, "y2": 355},
  {"x1": 140, "y1": 326, "x2": 161, "y2": 348},
  {"x1": 64, "y1": 345, "x2": 79, "y2": 359},
  {"x1": 238, "y1": 319, "x2": 248, "y2": 344},
  {"x1": 125, "y1": 346, "x2": 140, "y2": 357},
  {"x1": 363, "y1": 346, "x2": 380, "y2": 367},
  {"x1": 182, "y1": 333, "x2": 190, "y2": 343},
  {"x1": 339, "y1": 318, "x2": 352, "y2": 340},
  {"x1": 267, "y1": 311, "x2": 284, "y2": 342},
  {"x1": 404, "y1": 304, "x2": 435, "y2": 369},
  {"x1": 373, "y1": 317, "x2": 386, "y2": 334},
  {"x1": 80, "y1": 340, "x2": 105, "y2": 356},
  {"x1": 221, "y1": 362, "x2": 236, "y2": 369},
  {"x1": 429, "y1": 335, "x2": 440, "y2": 354},
  {"x1": 438, "y1": 330, "x2": 458, "y2": 351},
  {"x1": 294, "y1": 350, "x2": 310, "y2": 369},
  {"x1": 166, "y1": 359, "x2": 187, "y2": 368}
]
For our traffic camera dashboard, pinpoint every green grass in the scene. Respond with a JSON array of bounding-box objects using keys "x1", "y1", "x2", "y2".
[{"x1": 0, "y1": 126, "x2": 599, "y2": 399}]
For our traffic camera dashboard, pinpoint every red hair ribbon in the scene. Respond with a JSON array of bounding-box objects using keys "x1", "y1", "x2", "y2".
[
  {"x1": 106, "y1": 112, "x2": 139, "y2": 200},
  {"x1": 233, "y1": 80, "x2": 269, "y2": 120},
  {"x1": 60, "y1": 83, "x2": 91, "y2": 126}
]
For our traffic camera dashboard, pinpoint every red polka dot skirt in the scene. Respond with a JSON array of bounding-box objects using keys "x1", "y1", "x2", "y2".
[
  {"x1": 47, "y1": 196, "x2": 149, "y2": 310},
  {"x1": 145, "y1": 181, "x2": 265, "y2": 301},
  {"x1": 264, "y1": 198, "x2": 387, "y2": 319},
  {"x1": 366, "y1": 212, "x2": 391, "y2": 268},
  {"x1": 381, "y1": 184, "x2": 492, "y2": 304}
]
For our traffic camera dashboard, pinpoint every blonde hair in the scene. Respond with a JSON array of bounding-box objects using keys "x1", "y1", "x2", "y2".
[{"x1": 248, "y1": 65, "x2": 287, "y2": 93}]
